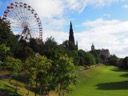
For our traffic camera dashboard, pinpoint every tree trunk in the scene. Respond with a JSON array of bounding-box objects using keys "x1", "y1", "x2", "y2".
[
  {"x1": 35, "y1": 80, "x2": 37, "y2": 96},
  {"x1": 62, "y1": 90, "x2": 64, "y2": 96},
  {"x1": 15, "y1": 80, "x2": 18, "y2": 94},
  {"x1": 26, "y1": 83, "x2": 30, "y2": 96},
  {"x1": 58, "y1": 84, "x2": 62, "y2": 96},
  {"x1": 40, "y1": 85, "x2": 42, "y2": 96}
]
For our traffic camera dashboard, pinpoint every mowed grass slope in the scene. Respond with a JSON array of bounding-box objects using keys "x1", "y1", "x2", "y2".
[
  {"x1": 69, "y1": 65, "x2": 128, "y2": 96},
  {"x1": 0, "y1": 79, "x2": 58, "y2": 96},
  {"x1": 0, "y1": 65, "x2": 128, "y2": 96}
]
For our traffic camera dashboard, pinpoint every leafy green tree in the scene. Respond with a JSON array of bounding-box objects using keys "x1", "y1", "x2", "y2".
[
  {"x1": 0, "y1": 61, "x2": 3, "y2": 70},
  {"x1": 54, "y1": 55, "x2": 78, "y2": 96},
  {"x1": 78, "y1": 50, "x2": 86, "y2": 66},
  {"x1": 122, "y1": 57, "x2": 128, "y2": 69},
  {"x1": 5, "y1": 56, "x2": 22, "y2": 77},
  {"x1": 65, "y1": 50, "x2": 79, "y2": 65},
  {"x1": 78, "y1": 50, "x2": 96, "y2": 66},
  {"x1": 21, "y1": 47, "x2": 35, "y2": 60},
  {"x1": 25, "y1": 55, "x2": 52, "y2": 96},
  {"x1": 0, "y1": 44, "x2": 10, "y2": 61},
  {"x1": 0, "y1": 44, "x2": 10, "y2": 70},
  {"x1": 5, "y1": 56, "x2": 22, "y2": 93},
  {"x1": 62, "y1": 40, "x2": 69, "y2": 49},
  {"x1": 85, "y1": 52, "x2": 96, "y2": 66},
  {"x1": 0, "y1": 18, "x2": 19, "y2": 55},
  {"x1": 14, "y1": 39, "x2": 32, "y2": 60},
  {"x1": 90, "y1": 50, "x2": 102, "y2": 64},
  {"x1": 62, "y1": 40, "x2": 77, "y2": 50},
  {"x1": 109, "y1": 54, "x2": 119, "y2": 66},
  {"x1": 29, "y1": 38, "x2": 41, "y2": 52},
  {"x1": 42, "y1": 37, "x2": 64, "y2": 60}
]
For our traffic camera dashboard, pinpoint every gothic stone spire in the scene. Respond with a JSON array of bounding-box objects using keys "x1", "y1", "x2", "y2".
[{"x1": 69, "y1": 21, "x2": 75, "y2": 45}]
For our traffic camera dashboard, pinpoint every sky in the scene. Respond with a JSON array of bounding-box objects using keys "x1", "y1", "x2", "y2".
[{"x1": 1, "y1": 0, "x2": 128, "y2": 58}]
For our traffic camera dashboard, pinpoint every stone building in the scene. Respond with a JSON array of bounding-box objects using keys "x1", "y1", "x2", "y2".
[{"x1": 91, "y1": 44, "x2": 110, "y2": 62}]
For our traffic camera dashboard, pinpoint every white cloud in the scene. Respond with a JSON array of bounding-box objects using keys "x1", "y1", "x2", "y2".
[
  {"x1": 11, "y1": 0, "x2": 123, "y2": 16},
  {"x1": 77, "y1": 18, "x2": 128, "y2": 58},
  {"x1": 64, "y1": 0, "x2": 122, "y2": 12},
  {"x1": 9, "y1": 0, "x2": 124, "y2": 31},
  {"x1": 12, "y1": 0, "x2": 64, "y2": 18},
  {"x1": 42, "y1": 18, "x2": 68, "y2": 31},
  {"x1": 82, "y1": 18, "x2": 121, "y2": 28},
  {"x1": 123, "y1": 4, "x2": 128, "y2": 8},
  {"x1": 103, "y1": 14, "x2": 111, "y2": 17},
  {"x1": 43, "y1": 30, "x2": 68, "y2": 44}
]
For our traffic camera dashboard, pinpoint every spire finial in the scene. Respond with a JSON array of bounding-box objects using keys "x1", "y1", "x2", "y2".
[{"x1": 70, "y1": 21, "x2": 72, "y2": 28}]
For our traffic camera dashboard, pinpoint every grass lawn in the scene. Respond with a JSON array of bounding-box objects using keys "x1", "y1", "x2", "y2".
[
  {"x1": 0, "y1": 75, "x2": 57, "y2": 96},
  {"x1": 69, "y1": 65, "x2": 128, "y2": 96},
  {"x1": 0, "y1": 79, "x2": 35, "y2": 96},
  {"x1": 0, "y1": 65, "x2": 128, "y2": 96}
]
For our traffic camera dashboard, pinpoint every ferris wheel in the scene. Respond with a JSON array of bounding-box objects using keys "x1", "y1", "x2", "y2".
[{"x1": 3, "y1": 2, "x2": 43, "y2": 42}]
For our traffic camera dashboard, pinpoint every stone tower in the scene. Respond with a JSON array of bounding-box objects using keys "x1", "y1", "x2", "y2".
[
  {"x1": 91, "y1": 44, "x2": 95, "y2": 51},
  {"x1": 68, "y1": 21, "x2": 77, "y2": 50},
  {"x1": 69, "y1": 21, "x2": 75, "y2": 45}
]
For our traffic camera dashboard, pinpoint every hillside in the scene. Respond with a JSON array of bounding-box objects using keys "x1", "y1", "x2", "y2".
[
  {"x1": 69, "y1": 65, "x2": 128, "y2": 96},
  {"x1": 0, "y1": 65, "x2": 128, "y2": 96}
]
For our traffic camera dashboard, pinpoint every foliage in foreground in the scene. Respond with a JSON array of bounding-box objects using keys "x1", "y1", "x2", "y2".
[{"x1": 1, "y1": 55, "x2": 78, "y2": 96}]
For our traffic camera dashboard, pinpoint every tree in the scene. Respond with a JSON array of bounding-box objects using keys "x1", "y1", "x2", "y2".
[
  {"x1": 5, "y1": 56, "x2": 22, "y2": 93},
  {"x1": 122, "y1": 57, "x2": 128, "y2": 69},
  {"x1": 0, "y1": 61, "x2": 3, "y2": 70},
  {"x1": 62, "y1": 40, "x2": 77, "y2": 50},
  {"x1": 0, "y1": 18, "x2": 19, "y2": 55},
  {"x1": 90, "y1": 50, "x2": 102, "y2": 64},
  {"x1": 54, "y1": 55, "x2": 78, "y2": 96},
  {"x1": 64, "y1": 49, "x2": 79, "y2": 66},
  {"x1": 0, "y1": 44, "x2": 10, "y2": 70},
  {"x1": 109, "y1": 54, "x2": 119, "y2": 66},
  {"x1": 25, "y1": 55, "x2": 52, "y2": 96},
  {"x1": 29, "y1": 38, "x2": 41, "y2": 53},
  {"x1": 42, "y1": 37, "x2": 64, "y2": 60},
  {"x1": 5, "y1": 56, "x2": 22, "y2": 77},
  {"x1": 85, "y1": 52, "x2": 96, "y2": 66},
  {"x1": 0, "y1": 44, "x2": 10, "y2": 61},
  {"x1": 78, "y1": 50, "x2": 96, "y2": 66},
  {"x1": 78, "y1": 50, "x2": 86, "y2": 66},
  {"x1": 23, "y1": 47, "x2": 35, "y2": 60},
  {"x1": 62, "y1": 40, "x2": 69, "y2": 49}
]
